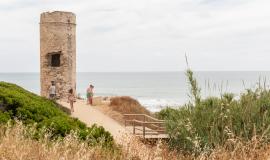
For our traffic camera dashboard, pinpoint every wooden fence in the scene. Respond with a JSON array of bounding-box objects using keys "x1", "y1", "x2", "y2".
[{"x1": 124, "y1": 114, "x2": 167, "y2": 139}]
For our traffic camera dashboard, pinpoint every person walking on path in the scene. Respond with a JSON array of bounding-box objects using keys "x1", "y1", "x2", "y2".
[
  {"x1": 86, "y1": 84, "x2": 94, "y2": 105},
  {"x1": 49, "y1": 81, "x2": 56, "y2": 100},
  {"x1": 68, "y1": 89, "x2": 76, "y2": 112}
]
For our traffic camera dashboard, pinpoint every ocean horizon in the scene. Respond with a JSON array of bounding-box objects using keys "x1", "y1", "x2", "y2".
[{"x1": 1, "y1": 71, "x2": 270, "y2": 112}]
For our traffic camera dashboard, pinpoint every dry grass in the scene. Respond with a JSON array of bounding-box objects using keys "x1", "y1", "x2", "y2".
[
  {"x1": 0, "y1": 122, "x2": 121, "y2": 160},
  {"x1": 109, "y1": 96, "x2": 151, "y2": 115},
  {"x1": 0, "y1": 121, "x2": 181, "y2": 160},
  {"x1": 93, "y1": 96, "x2": 152, "y2": 125},
  {"x1": 118, "y1": 133, "x2": 184, "y2": 160},
  {"x1": 1, "y1": 121, "x2": 270, "y2": 159},
  {"x1": 199, "y1": 137, "x2": 270, "y2": 160},
  {"x1": 119, "y1": 130, "x2": 270, "y2": 160}
]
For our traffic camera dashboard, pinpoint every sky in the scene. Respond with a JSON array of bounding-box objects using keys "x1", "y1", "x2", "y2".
[{"x1": 0, "y1": 0, "x2": 270, "y2": 72}]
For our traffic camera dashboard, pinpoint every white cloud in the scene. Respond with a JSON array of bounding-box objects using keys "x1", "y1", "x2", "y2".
[{"x1": 0, "y1": 0, "x2": 269, "y2": 72}]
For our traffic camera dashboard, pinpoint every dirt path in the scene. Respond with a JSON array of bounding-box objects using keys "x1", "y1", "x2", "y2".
[
  {"x1": 58, "y1": 99, "x2": 166, "y2": 160},
  {"x1": 58, "y1": 99, "x2": 127, "y2": 143}
]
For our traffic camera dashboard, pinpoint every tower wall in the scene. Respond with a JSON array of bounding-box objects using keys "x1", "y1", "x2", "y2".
[{"x1": 40, "y1": 11, "x2": 76, "y2": 98}]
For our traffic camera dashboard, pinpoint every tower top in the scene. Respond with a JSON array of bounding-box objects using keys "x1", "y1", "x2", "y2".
[{"x1": 40, "y1": 11, "x2": 76, "y2": 24}]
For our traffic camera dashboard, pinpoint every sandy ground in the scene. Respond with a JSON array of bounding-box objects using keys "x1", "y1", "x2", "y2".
[
  {"x1": 58, "y1": 99, "x2": 127, "y2": 143},
  {"x1": 93, "y1": 105, "x2": 125, "y2": 125}
]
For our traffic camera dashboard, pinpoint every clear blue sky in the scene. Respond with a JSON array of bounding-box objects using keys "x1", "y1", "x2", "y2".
[{"x1": 0, "y1": 0, "x2": 270, "y2": 72}]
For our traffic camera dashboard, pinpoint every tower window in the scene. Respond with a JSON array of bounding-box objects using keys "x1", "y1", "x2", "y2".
[{"x1": 48, "y1": 52, "x2": 61, "y2": 67}]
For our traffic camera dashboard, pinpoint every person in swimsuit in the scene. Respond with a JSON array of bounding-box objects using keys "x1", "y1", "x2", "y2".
[
  {"x1": 86, "y1": 85, "x2": 90, "y2": 104},
  {"x1": 86, "y1": 84, "x2": 94, "y2": 105},
  {"x1": 68, "y1": 89, "x2": 75, "y2": 112}
]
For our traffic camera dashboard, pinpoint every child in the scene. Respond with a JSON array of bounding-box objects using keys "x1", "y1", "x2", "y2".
[{"x1": 68, "y1": 89, "x2": 75, "y2": 112}]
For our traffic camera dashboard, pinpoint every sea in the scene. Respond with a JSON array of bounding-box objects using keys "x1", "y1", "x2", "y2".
[{"x1": 1, "y1": 71, "x2": 270, "y2": 112}]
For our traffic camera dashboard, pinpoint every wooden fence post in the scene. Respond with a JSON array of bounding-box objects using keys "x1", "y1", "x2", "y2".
[
  {"x1": 143, "y1": 122, "x2": 145, "y2": 139},
  {"x1": 143, "y1": 115, "x2": 145, "y2": 122},
  {"x1": 133, "y1": 120, "x2": 135, "y2": 134}
]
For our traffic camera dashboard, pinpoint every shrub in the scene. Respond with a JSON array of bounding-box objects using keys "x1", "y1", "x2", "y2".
[
  {"x1": 0, "y1": 111, "x2": 11, "y2": 124},
  {"x1": 0, "y1": 82, "x2": 113, "y2": 147}
]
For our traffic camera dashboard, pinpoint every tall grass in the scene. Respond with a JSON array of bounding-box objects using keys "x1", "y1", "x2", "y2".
[
  {"x1": 158, "y1": 69, "x2": 270, "y2": 154},
  {"x1": 186, "y1": 69, "x2": 201, "y2": 106},
  {"x1": 0, "y1": 121, "x2": 185, "y2": 160},
  {"x1": 2, "y1": 121, "x2": 270, "y2": 159},
  {"x1": 0, "y1": 121, "x2": 121, "y2": 160}
]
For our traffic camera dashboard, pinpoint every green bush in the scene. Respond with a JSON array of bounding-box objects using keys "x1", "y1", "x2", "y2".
[
  {"x1": 0, "y1": 82, "x2": 113, "y2": 146},
  {"x1": 0, "y1": 111, "x2": 11, "y2": 124},
  {"x1": 158, "y1": 70, "x2": 270, "y2": 153}
]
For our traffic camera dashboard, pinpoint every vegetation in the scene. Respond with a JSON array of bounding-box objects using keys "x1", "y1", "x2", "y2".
[
  {"x1": 110, "y1": 96, "x2": 151, "y2": 115},
  {"x1": 0, "y1": 121, "x2": 186, "y2": 160},
  {"x1": 1, "y1": 121, "x2": 270, "y2": 160},
  {"x1": 0, "y1": 82, "x2": 113, "y2": 146},
  {"x1": 158, "y1": 70, "x2": 270, "y2": 154},
  {"x1": 2, "y1": 75, "x2": 270, "y2": 159}
]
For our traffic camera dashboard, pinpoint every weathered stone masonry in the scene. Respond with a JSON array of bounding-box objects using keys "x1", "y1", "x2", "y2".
[{"x1": 40, "y1": 11, "x2": 76, "y2": 98}]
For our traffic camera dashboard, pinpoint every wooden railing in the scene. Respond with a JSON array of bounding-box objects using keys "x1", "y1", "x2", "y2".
[{"x1": 124, "y1": 114, "x2": 166, "y2": 139}]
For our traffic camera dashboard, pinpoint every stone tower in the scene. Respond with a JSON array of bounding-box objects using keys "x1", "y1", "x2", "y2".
[{"x1": 40, "y1": 11, "x2": 76, "y2": 98}]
